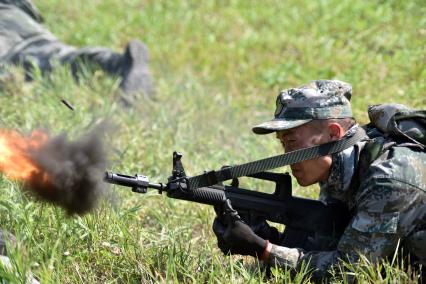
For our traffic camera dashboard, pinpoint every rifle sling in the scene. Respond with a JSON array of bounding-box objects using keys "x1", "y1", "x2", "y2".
[{"x1": 187, "y1": 127, "x2": 366, "y2": 190}]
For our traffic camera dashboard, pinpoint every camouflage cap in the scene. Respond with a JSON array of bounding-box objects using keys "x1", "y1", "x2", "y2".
[{"x1": 252, "y1": 80, "x2": 353, "y2": 134}]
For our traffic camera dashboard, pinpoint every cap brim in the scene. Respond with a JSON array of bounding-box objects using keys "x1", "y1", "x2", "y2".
[{"x1": 252, "y1": 119, "x2": 312, "y2": 135}]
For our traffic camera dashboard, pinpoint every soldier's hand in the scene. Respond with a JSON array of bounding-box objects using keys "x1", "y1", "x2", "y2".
[
  {"x1": 247, "y1": 216, "x2": 283, "y2": 245},
  {"x1": 212, "y1": 200, "x2": 267, "y2": 257},
  {"x1": 214, "y1": 199, "x2": 282, "y2": 245}
]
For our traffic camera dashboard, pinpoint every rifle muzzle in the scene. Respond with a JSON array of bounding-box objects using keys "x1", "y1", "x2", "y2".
[{"x1": 104, "y1": 172, "x2": 165, "y2": 193}]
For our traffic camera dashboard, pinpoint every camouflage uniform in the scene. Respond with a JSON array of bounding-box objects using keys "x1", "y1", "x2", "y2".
[
  {"x1": 252, "y1": 80, "x2": 426, "y2": 280},
  {"x1": 0, "y1": 0, "x2": 154, "y2": 96}
]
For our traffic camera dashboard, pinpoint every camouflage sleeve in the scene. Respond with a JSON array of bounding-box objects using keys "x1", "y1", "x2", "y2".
[
  {"x1": 267, "y1": 245, "x2": 303, "y2": 268},
  {"x1": 337, "y1": 175, "x2": 424, "y2": 261},
  {"x1": 266, "y1": 244, "x2": 343, "y2": 278}
]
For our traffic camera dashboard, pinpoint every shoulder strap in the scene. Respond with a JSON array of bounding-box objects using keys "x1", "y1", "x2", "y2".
[{"x1": 187, "y1": 127, "x2": 367, "y2": 190}]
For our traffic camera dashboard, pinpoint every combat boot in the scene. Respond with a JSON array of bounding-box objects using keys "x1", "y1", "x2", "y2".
[{"x1": 119, "y1": 40, "x2": 154, "y2": 98}]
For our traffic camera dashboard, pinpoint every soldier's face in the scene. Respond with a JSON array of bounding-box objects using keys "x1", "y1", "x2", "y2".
[{"x1": 276, "y1": 122, "x2": 335, "y2": 186}]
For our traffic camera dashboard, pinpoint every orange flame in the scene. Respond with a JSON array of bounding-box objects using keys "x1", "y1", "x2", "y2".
[{"x1": 0, "y1": 129, "x2": 49, "y2": 183}]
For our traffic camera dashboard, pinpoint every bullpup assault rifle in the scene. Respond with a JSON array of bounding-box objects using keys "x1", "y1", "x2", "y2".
[{"x1": 104, "y1": 151, "x2": 352, "y2": 237}]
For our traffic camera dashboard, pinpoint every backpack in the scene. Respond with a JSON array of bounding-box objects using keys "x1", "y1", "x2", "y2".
[
  {"x1": 352, "y1": 104, "x2": 426, "y2": 194},
  {"x1": 367, "y1": 103, "x2": 426, "y2": 149}
]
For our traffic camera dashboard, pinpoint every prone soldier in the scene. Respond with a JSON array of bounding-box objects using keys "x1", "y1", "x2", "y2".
[
  {"x1": 212, "y1": 80, "x2": 426, "y2": 281},
  {"x1": 0, "y1": 0, "x2": 154, "y2": 99}
]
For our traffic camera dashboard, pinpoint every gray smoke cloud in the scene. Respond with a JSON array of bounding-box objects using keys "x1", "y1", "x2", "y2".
[{"x1": 27, "y1": 122, "x2": 109, "y2": 215}]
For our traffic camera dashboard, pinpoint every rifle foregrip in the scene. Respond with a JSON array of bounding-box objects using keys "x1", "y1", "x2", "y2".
[{"x1": 169, "y1": 186, "x2": 226, "y2": 205}]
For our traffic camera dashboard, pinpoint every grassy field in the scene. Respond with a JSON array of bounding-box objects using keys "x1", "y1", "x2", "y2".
[{"x1": 0, "y1": 0, "x2": 425, "y2": 283}]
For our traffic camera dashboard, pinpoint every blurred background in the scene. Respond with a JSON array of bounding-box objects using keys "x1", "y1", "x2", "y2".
[{"x1": 0, "y1": 0, "x2": 424, "y2": 282}]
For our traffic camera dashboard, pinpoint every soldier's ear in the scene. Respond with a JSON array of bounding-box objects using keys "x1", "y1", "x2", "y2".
[{"x1": 328, "y1": 123, "x2": 345, "y2": 141}]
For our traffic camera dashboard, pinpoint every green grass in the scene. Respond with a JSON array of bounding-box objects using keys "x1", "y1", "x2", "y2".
[{"x1": 0, "y1": 0, "x2": 425, "y2": 283}]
